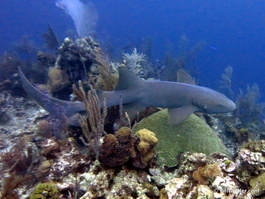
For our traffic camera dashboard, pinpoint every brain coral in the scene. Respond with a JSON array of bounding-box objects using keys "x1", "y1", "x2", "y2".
[{"x1": 133, "y1": 109, "x2": 228, "y2": 167}]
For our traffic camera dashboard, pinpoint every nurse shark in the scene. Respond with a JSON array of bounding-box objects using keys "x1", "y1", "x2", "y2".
[{"x1": 18, "y1": 67, "x2": 236, "y2": 126}]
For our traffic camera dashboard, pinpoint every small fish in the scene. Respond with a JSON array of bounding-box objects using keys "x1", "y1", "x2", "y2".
[{"x1": 209, "y1": 46, "x2": 217, "y2": 51}]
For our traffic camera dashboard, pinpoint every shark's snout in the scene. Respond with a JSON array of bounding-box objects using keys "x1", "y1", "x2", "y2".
[{"x1": 227, "y1": 99, "x2": 236, "y2": 112}]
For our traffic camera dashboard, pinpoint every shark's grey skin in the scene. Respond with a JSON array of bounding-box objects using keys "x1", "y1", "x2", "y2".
[{"x1": 18, "y1": 67, "x2": 236, "y2": 126}]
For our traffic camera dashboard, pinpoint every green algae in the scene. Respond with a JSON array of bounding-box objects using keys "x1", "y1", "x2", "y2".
[
  {"x1": 250, "y1": 172, "x2": 265, "y2": 196},
  {"x1": 30, "y1": 182, "x2": 59, "y2": 199},
  {"x1": 133, "y1": 109, "x2": 228, "y2": 167}
]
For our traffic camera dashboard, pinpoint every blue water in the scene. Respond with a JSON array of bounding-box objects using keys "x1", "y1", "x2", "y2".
[{"x1": 1, "y1": 0, "x2": 265, "y2": 100}]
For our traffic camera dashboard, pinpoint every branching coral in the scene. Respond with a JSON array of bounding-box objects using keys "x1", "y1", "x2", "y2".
[
  {"x1": 73, "y1": 81, "x2": 107, "y2": 157},
  {"x1": 123, "y1": 48, "x2": 146, "y2": 77}
]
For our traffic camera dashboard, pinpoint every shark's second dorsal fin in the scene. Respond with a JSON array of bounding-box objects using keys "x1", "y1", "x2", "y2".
[
  {"x1": 177, "y1": 69, "x2": 196, "y2": 85},
  {"x1": 115, "y1": 67, "x2": 145, "y2": 90}
]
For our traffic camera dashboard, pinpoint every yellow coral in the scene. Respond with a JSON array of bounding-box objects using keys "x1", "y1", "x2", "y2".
[
  {"x1": 48, "y1": 67, "x2": 70, "y2": 92},
  {"x1": 136, "y1": 128, "x2": 158, "y2": 147},
  {"x1": 135, "y1": 128, "x2": 158, "y2": 165},
  {"x1": 193, "y1": 163, "x2": 223, "y2": 185}
]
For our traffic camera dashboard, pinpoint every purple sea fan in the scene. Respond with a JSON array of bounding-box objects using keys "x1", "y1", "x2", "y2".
[{"x1": 56, "y1": 0, "x2": 98, "y2": 37}]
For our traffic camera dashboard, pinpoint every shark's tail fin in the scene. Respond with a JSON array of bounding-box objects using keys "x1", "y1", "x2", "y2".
[{"x1": 18, "y1": 67, "x2": 85, "y2": 118}]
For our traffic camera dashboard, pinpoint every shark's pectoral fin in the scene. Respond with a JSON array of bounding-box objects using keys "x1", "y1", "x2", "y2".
[
  {"x1": 168, "y1": 106, "x2": 196, "y2": 125},
  {"x1": 123, "y1": 103, "x2": 146, "y2": 119}
]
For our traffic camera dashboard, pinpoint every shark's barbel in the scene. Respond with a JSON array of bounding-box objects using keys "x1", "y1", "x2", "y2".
[{"x1": 18, "y1": 67, "x2": 236, "y2": 125}]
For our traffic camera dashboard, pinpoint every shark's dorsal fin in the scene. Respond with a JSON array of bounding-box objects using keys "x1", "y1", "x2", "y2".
[
  {"x1": 168, "y1": 106, "x2": 196, "y2": 124},
  {"x1": 177, "y1": 69, "x2": 196, "y2": 85},
  {"x1": 115, "y1": 67, "x2": 145, "y2": 90}
]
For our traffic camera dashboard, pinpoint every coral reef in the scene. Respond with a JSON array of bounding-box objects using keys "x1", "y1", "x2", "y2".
[
  {"x1": 235, "y1": 140, "x2": 265, "y2": 185},
  {"x1": 49, "y1": 36, "x2": 115, "y2": 99},
  {"x1": 78, "y1": 162, "x2": 160, "y2": 198},
  {"x1": 2, "y1": 97, "x2": 265, "y2": 199},
  {"x1": 133, "y1": 109, "x2": 228, "y2": 167},
  {"x1": 2, "y1": 30, "x2": 265, "y2": 198}
]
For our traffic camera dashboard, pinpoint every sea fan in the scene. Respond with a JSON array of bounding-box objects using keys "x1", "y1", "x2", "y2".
[{"x1": 56, "y1": 0, "x2": 98, "y2": 37}]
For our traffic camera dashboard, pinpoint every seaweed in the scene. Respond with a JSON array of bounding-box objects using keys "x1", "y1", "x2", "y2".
[
  {"x1": 0, "y1": 53, "x2": 22, "y2": 91},
  {"x1": 0, "y1": 138, "x2": 36, "y2": 175},
  {"x1": 0, "y1": 175, "x2": 32, "y2": 199},
  {"x1": 219, "y1": 65, "x2": 234, "y2": 100},
  {"x1": 91, "y1": 46, "x2": 116, "y2": 91},
  {"x1": 235, "y1": 84, "x2": 265, "y2": 124},
  {"x1": 43, "y1": 24, "x2": 61, "y2": 50},
  {"x1": 10, "y1": 36, "x2": 38, "y2": 58},
  {"x1": 162, "y1": 35, "x2": 205, "y2": 81}
]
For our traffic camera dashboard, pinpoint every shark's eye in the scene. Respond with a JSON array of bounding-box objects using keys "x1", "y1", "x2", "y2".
[{"x1": 217, "y1": 104, "x2": 224, "y2": 108}]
